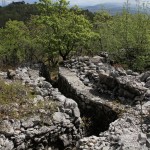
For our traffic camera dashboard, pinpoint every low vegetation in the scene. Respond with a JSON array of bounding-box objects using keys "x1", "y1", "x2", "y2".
[{"x1": 0, "y1": 78, "x2": 57, "y2": 120}]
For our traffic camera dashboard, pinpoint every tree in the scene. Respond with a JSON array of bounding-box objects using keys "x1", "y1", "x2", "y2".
[
  {"x1": 37, "y1": 0, "x2": 96, "y2": 61},
  {"x1": 0, "y1": 20, "x2": 30, "y2": 65},
  {"x1": 91, "y1": 0, "x2": 150, "y2": 71},
  {"x1": 93, "y1": 10, "x2": 115, "y2": 53},
  {"x1": 113, "y1": 0, "x2": 150, "y2": 70},
  {"x1": 0, "y1": 2, "x2": 39, "y2": 28}
]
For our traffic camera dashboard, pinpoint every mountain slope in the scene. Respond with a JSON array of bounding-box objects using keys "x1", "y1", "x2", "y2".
[{"x1": 83, "y1": 3, "x2": 137, "y2": 14}]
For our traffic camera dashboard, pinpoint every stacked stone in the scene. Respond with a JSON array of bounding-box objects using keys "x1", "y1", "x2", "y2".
[
  {"x1": 0, "y1": 66, "x2": 82, "y2": 150},
  {"x1": 61, "y1": 56, "x2": 150, "y2": 150},
  {"x1": 77, "y1": 113, "x2": 149, "y2": 150},
  {"x1": 58, "y1": 65, "x2": 150, "y2": 150},
  {"x1": 64, "y1": 56, "x2": 150, "y2": 103}
]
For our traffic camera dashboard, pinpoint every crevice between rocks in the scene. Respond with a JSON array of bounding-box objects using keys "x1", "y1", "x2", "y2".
[{"x1": 56, "y1": 68, "x2": 118, "y2": 137}]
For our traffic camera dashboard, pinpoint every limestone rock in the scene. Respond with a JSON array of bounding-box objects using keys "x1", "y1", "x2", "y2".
[
  {"x1": 73, "y1": 107, "x2": 80, "y2": 118},
  {"x1": 7, "y1": 69, "x2": 16, "y2": 79},
  {"x1": 21, "y1": 116, "x2": 41, "y2": 128},
  {"x1": 64, "y1": 98, "x2": 77, "y2": 109},
  {"x1": 0, "y1": 120, "x2": 14, "y2": 136},
  {"x1": 91, "y1": 56, "x2": 103, "y2": 64},
  {"x1": 140, "y1": 71, "x2": 150, "y2": 82},
  {"x1": 53, "y1": 112, "x2": 66, "y2": 123}
]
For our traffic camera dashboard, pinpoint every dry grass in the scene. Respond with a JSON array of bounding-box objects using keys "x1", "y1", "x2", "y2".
[{"x1": 0, "y1": 78, "x2": 57, "y2": 120}]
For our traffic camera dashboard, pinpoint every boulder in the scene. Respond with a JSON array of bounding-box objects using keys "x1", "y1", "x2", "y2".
[
  {"x1": 140, "y1": 71, "x2": 150, "y2": 82},
  {"x1": 64, "y1": 98, "x2": 77, "y2": 109},
  {"x1": 145, "y1": 80, "x2": 150, "y2": 88},
  {"x1": 91, "y1": 56, "x2": 103, "y2": 64},
  {"x1": 21, "y1": 116, "x2": 41, "y2": 128},
  {"x1": 53, "y1": 112, "x2": 66, "y2": 123},
  {"x1": 7, "y1": 69, "x2": 16, "y2": 79},
  {"x1": 0, "y1": 120, "x2": 14, "y2": 136}
]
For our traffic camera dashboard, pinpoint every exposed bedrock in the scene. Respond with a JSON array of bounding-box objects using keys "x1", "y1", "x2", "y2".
[{"x1": 58, "y1": 67, "x2": 118, "y2": 136}]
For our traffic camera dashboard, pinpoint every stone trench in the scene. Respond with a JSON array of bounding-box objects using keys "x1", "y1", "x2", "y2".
[
  {"x1": 57, "y1": 67, "x2": 118, "y2": 137},
  {"x1": 57, "y1": 55, "x2": 150, "y2": 150}
]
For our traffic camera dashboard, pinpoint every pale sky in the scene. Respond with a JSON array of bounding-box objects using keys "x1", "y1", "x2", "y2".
[
  {"x1": 1, "y1": 0, "x2": 149, "y2": 6},
  {"x1": 69, "y1": 0, "x2": 130, "y2": 6}
]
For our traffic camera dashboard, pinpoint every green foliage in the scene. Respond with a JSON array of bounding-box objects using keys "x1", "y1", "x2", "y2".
[
  {"x1": 0, "y1": 0, "x2": 150, "y2": 71},
  {"x1": 0, "y1": 20, "x2": 30, "y2": 65},
  {"x1": 0, "y1": 2, "x2": 39, "y2": 28},
  {"x1": 91, "y1": 1, "x2": 150, "y2": 71},
  {"x1": 37, "y1": 0, "x2": 96, "y2": 61}
]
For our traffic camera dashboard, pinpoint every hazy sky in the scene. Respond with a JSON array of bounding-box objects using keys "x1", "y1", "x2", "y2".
[
  {"x1": 69, "y1": 0, "x2": 133, "y2": 6},
  {"x1": 1, "y1": 0, "x2": 149, "y2": 6}
]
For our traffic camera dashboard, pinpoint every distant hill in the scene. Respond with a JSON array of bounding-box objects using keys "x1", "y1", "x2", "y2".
[{"x1": 82, "y1": 3, "x2": 137, "y2": 15}]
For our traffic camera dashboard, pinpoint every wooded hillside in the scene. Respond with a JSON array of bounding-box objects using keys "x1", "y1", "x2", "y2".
[{"x1": 0, "y1": 0, "x2": 150, "y2": 71}]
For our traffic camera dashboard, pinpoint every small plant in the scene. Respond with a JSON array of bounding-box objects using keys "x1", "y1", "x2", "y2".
[{"x1": 81, "y1": 116, "x2": 93, "y2": 132}]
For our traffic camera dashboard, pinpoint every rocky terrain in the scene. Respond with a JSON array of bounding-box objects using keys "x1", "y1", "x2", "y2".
[
  {"x1": 0, "y1": 54, "x2": 150, "y2": 150},
  {"x1": 61, "y1": 55, "x2": 150, "y2": 149},
  {"x1": 0, "y1": 65, "x2": 82, "y2": 150}
]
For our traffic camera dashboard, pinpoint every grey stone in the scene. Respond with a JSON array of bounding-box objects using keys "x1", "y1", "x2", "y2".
[
  {"x1": 140, "y1": 71, "x2": 150, "y2": 82},
  {"x1": 42, "y1": 81, "x2": 52, "y2": 89},
  {"x1": 59, "y1": 134, "x2": 70, "y2": 146},
  {"x1": 0, "y1": 138, "x2": 4, "y2": 146},
  {"x1": 38, "y1": 126, "x2": 51, "y2": 134},
  {"x1": 14, "y1": 134, "x2": 26, "y2": 145},
  {"x1": 73, "y1": 107, "x2": 80, "y2": 118},
  {"x1": 146, "y1": 139, "x2": 150, "y2": 148},
  {"x1": 0, "y1": 120, "x2": 14, "y2": 136},
  {"x1": 21, "y1": 116, "x2": 41, "y2": 128},
  {"x1": 55, "y1": 95, "x2": 66, "y2": 103},
  {"x1": 116, "y1": 67, "x2": 126, "y2": 76},
  {"x1": 138, "y1": 133, "x2": 147, "y2": 144},
  {"x1": 53, "y1": 112, "x2": 66, "y2": 123},
  {"x1": 102, "y1": 146, "x2": 110, "y2": 150},
  {"x1": 91, "y1": 56, "x2": 103, "y2": 64},
  {"x1": 110, "y1": 70, "x2": 120, "y2": 77},
  {"x1": 146, "y1": 77, "x2": 150, "y2": 82},
  {"x1": 4, "y1": 139, "x2": 14, "y2": 150},
  {"x1": 7, "y1": 69, "x2": 16, "y2": 79},
  {"x1": 127, "y1": 69, "x2": 133, "y2": 75},
  {"x1": 16, "y1": 143, "x2": 26, "y2": 150},
  {"x1": 12, "y1": 120, "x2": 21, "y2": 130},
  {"x1": 132, "y1": 72, "x2": 139, "y2": 76},
  {"x1": 64, "y1": 98, "x2": 77, "y2": 109},
  {"x1": 145, "y1": 90, "x2": 150, "y2": 97},
  {"x1": 83, "y1": 78, "x2": 90, "y2": 85},
  {"x1": 145, "y1": 80, "x2": 150, "y2": 88}
]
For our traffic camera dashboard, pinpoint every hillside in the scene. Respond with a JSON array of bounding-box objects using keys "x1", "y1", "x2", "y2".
[{"x1": 83, "y1": 3, "x2": 137, "y2": 14}]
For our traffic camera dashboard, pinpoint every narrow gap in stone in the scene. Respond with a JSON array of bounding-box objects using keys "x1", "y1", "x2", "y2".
[{"x1": 56, "y1": 75, "x2": 118, "y2": 137}]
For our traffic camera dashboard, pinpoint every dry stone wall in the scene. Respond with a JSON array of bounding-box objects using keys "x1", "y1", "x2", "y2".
[
  {"x1": 58, "y1": 67, "x2": 118, "y2": 136},
  {"x1": 0, "y1": 66, "x2": 82, "y2": 150},
  {"x1": 59, "y1": 55, "x2": 150, "y2": 150},
  {"x1": 63, "y1": 55, "x2": 150, "y2": 104}
]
